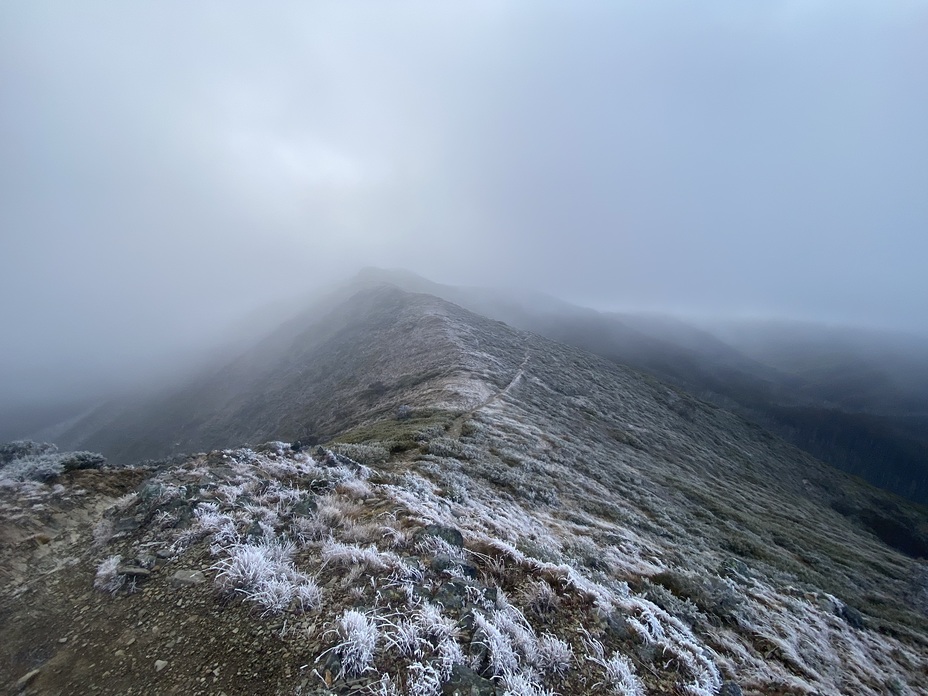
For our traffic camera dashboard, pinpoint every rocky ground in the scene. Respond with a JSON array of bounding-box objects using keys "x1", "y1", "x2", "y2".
[
  {"x1": 0, "y1": 445, "x2": 670, "y2": 695},
  {"x1": 2, "y1": 425, "x2": 926, "y2": 695},
  {"x1": 2, "y1": 440, "x2": 722, "y2": 695}
]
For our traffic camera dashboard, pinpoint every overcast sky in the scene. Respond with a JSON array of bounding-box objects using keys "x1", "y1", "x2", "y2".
[{"x1": 2, "y1": 1, "x2": 927, "y2": 405}]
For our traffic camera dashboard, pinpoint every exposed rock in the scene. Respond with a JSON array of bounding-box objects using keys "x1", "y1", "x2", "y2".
[
  {"x1": 433, "y1": 578, "x2": 484, "y2": 610},
  {"x1": 116, "y1": 566, "x2": 151, "y2": 578},
  {"x1": 443, "y1": 664, "x2": 495, "y2": 695},
  {"x1": 154, "y1": 659, "x2": 168, "y2": 673},
  {"x1": 292, "y1": 497, "x2": 318, "y2": 516},
  {"x1": 60, "y1": 451, "x2": 106, "y2": 472},
  {"x1": 170, "y1": 570, "x2": 206, "y2": 587},
  {"x1": 840, "y1": 603, "x2": 866, "y2": 630},
  {"x1": 605, "y1": 611, "x2": 634, "y2": 641},
  {"x1": 431, "y1": 555, "x2": 478, "y2": 579},
  {"x1": 113, "y1": 517, "x2": 140, "y2": 533},
  {"x1": 718, "y1": 682, "x2": 743, "y2": 696},
  {"x1": 15, "y1": 668, "x2": 41, "y2": 690},
  {"x1": 718, "y1": 557, "x2": 750, "y2": 579}
]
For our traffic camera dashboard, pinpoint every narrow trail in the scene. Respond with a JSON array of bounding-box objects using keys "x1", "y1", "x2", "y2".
[{"x1": 448, "y1": 352, "x2": 530, "y2": 438}]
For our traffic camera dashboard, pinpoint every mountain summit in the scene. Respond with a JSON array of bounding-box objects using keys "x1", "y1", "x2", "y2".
[{"x1": 2, "y1": 283, "x2": 927, "y2": 695}]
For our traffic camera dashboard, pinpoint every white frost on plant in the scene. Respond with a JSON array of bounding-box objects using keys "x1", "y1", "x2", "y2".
[
  {"x1": 536, "y1": 633, "x2": 572, "y2": 675},
  {"x1": 382, "y1": 616, "x2": 425, "y2": 659},
  {"x1": 472, "y1": 610, "x2": 520, "y2": 678},
  {"x1": 415, "y1": 601, "x2": 460, "y2": 644},
  {"x1": 583, "y1": 632, "x2": 644, "y2": 696},
  {"x1": 500, "y1": 672, "x2": 556, "y2": 696},
  {"x1": 328, "y1": 609, "x2": 379, "y2": 676},
  {"x1": 320, "y1": 540, "x2": 399, "y2": 571},
  {"x1": 368, "y1": 674, "x2": 401, "y2": 696},
  {"x1": 415, "y1": 534, "x2": 469, "y2": 564},
  {"x1": 599, "y1": 652, "x2": 645, "y2": 696},
  {"x1": 211, "y1": 539, "x2": 321, "y2": 615},
  {"x1": 93, "y1": 554, "x2": 125, "y2": 595},
  {"x1": 405, "y1": 661, "x2": 443, "y2": 696},
  {"x1": 435, "y1": 635, "x2": 465, "y2": 680}
]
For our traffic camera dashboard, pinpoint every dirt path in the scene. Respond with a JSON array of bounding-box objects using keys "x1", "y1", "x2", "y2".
[{"x1": 448, "y1": 352, "x2": 529, "y2": 438}]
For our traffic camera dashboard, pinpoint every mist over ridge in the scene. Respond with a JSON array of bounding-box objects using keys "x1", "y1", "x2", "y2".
[
  {"x1": 2, "y1": 1, "x2": 928, "y2": 420},
  {"x1": 4, "y1": 6, "x2": 928, "y2": 694}
]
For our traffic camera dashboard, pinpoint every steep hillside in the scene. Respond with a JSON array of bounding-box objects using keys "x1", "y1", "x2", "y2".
[
  {"x1": 46, "y1": 270, "x2": 928, "y2": 505},
  {"x1": 4, "y1": 285, "x2": 927, "y2": 695},
  {"x1": 57, "y1": 287, "x2": 484, "y2": 464},
  {"x1": 342, "y1": 271, "x2": 928, "y2": 506}
]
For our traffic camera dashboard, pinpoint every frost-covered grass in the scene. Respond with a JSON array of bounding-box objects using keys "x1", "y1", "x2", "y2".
[
  {"x1": 141, "y1": 447, "x2": 377, "y2": 617},
  {"x1": 329, "y1": 442, "x2": 389, "y2": 467},
  {"x1": 81, "y1": 371, "x2": 927, "y2": 696},
  {"x1": 93, "y1": 554, "x2": 125, "y2": 595},
  {"x1": 92, "y1": 518, "x2": 114, "y2": 548},
  {"x1": 321, "y1": 540, "x2": 400, "y2": 571},
  {"x1": 536, "y1": 634, "x2": 572, "y2": 676},
  {"x1": 328, "y1": 609, "x2": 379, "y2": 676},
  {"x1": 415, "y1": 534, "x2": 468, "y2": 564},
  {"x1": 373, "y1": 396, "x2": 924, "y2": 696},
  {"x1": 212, "y1": 539, "x2": 322, "y2": 615},
  {"x1": 523, "y1": 580, "x2": 560, "y2": 617}
]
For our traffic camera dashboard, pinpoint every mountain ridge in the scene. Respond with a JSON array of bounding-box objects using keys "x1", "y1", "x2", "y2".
[
  {"x1": 336, "y1": 271, "x2": 928, "y2": 506},
  {"x1": 2, "y1": 281, "x2": 927, "y2": 694}
]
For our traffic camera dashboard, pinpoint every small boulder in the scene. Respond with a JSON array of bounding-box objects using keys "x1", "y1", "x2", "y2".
[
  {"x1": 16, "y1": 668, "x2": 41, "y2": 690},
  {"x1": 113, "y1": 517, "x2": 141, "y2": 533},
  {"x1": 116, "y1": 566, "x2": 151, "y2": 579},
  {"x1": 171, "y1": 570, "x2": 206, "y2": 588},
  {"x1": 605, "y1": 612, "x2": 634, "y2": 641},
  {"x1": 718, "y1": 557, "x2": 750, "y2": 579},
  {"x1": 443, "y1": 664, "x2": 495, "y2": 695},
  {"x1": 433, "y1": 578, "x2": 481, "y2": 610},
  {"x1": 60, "y1": 451, "x2": 106, "y2": 472},
  {"x1": 431, "y1": 555, "x2": 478, "y2": 579},
  {"x1": 840, "y1": 603, "x2": 866, "y2": 629}
]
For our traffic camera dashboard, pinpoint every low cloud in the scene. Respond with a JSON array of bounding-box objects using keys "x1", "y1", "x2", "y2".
[{"x1": 1, "y1": 0, "x2": 926, "y2": 409}]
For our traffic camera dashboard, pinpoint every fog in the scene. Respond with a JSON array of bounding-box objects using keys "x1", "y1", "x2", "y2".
[{"x1": 2, "y1": 1, "x2": 927, "y2": 415}]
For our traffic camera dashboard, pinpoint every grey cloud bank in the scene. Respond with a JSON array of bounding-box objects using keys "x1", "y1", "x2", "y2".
[{"x1": 1, "y1": 1, "x2": 927, "y2": 407}]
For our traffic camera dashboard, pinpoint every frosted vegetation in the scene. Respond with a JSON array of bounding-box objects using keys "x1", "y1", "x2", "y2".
[
  {"x1": 84, "y1": 442, "x2": 717, "y2": 694},
  {"x1": 70, "y1": 295, "x2": 928, "y2": 694},
  {"x1": 5, "y1": 289, "x2": 928, "y2": 696},
  {"x1": 0, "y1": 440, "x2": 106, "y2": 486},
  {"x1": 83, "y1": 421, "x2": 926, "y2": 695}
]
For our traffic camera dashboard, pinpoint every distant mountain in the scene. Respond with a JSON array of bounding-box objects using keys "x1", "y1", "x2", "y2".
[
  {"x1": 6, "y1": 279, "x2": 927, "y2": 694},
  {"x1": 711, "y1": 319, "x2": 928, "y2": 415}
]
